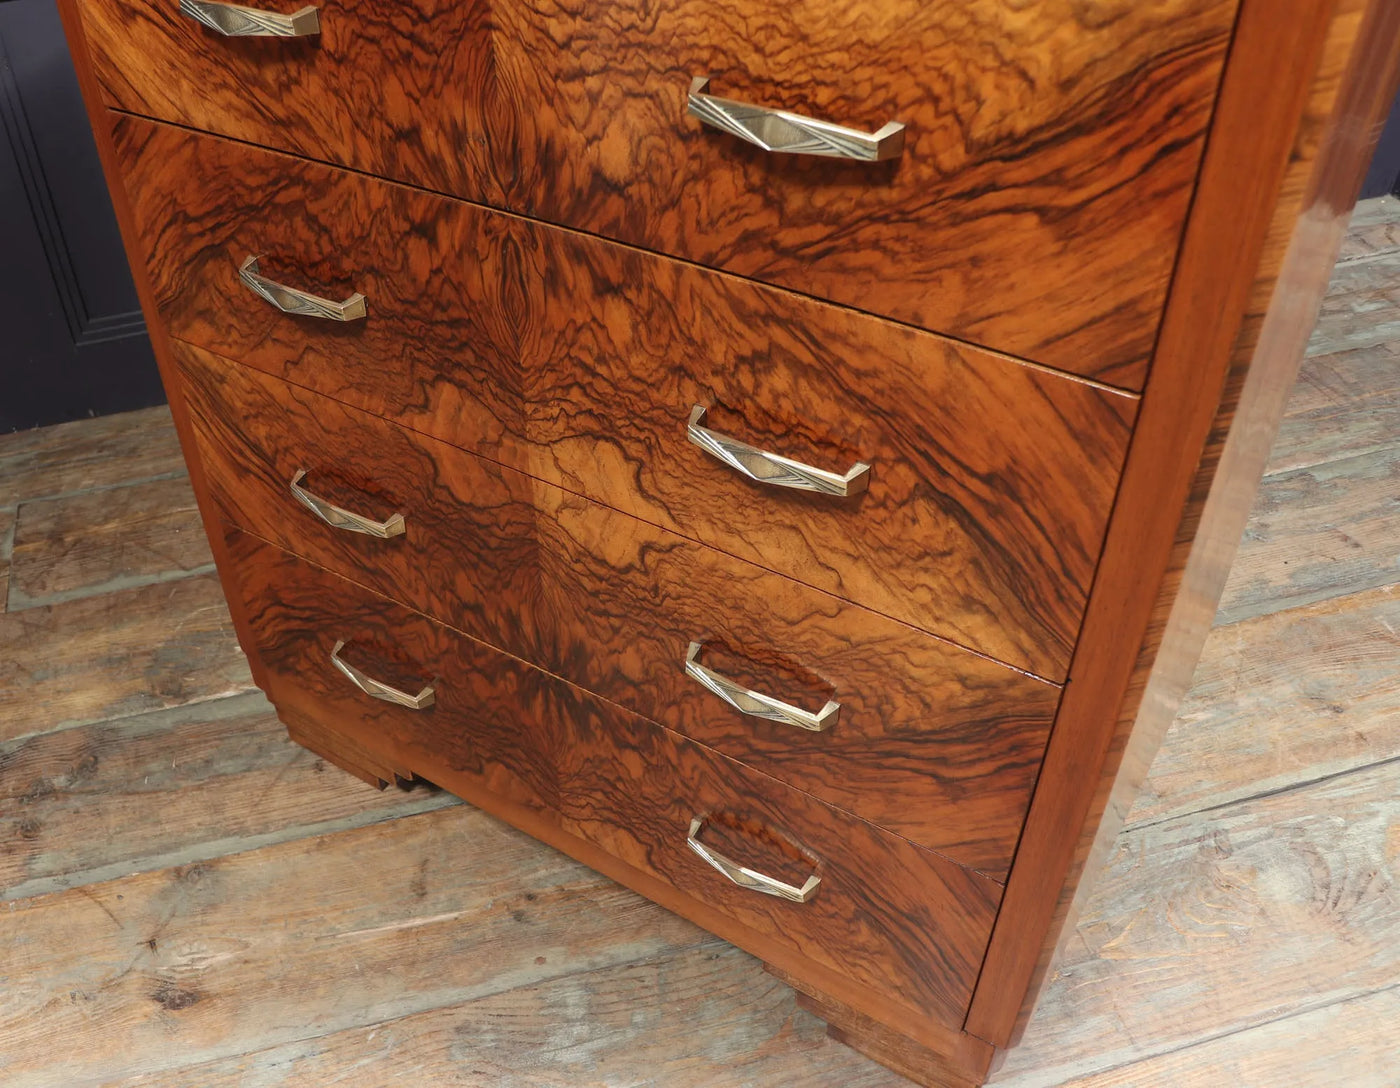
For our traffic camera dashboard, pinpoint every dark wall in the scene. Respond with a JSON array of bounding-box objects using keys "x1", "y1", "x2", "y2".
[
  {"x1": 1361, "y1": 86, "x2": 1400, "y2": 199},
  {"x1": 0, "y1": 0, "x2": 161, "y2": 435}
]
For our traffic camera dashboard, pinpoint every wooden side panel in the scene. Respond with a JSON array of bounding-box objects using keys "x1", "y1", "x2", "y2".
[
  {"x1": 75, "y1": 0, "x2": 1240, "y2": 382},
  {"x1": 52, "y1": 0, "x2": 272, "y2": 695},
  {"x1": 111, "y1": 116, "x2": 1138, "y2": 681},
  {"x1": 225, "y1": 528, "x2": 1004, "y2": 1037},
  {"x1": 176, "y1": 340, "x2": 1060, "y2": 876},
  {"x1": 967, "y1": 0, "x2": 1400, "y2": 1048}
]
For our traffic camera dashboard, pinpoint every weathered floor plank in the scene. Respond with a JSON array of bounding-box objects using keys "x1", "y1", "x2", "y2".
[
  {"x1": 1125, "y1": 582, "x2": 1400, "y2": 829},
  {"x1": 106, "y1": 944, "x2": 910, "y2": 1088},
  {"x1": 1063, "y1": 985, "x2": 1400, "y2": 1088},
  {"x1": 994, "y1": 759, "x2": 1400, "y2": 1086},
  {"x1": 0, "y1": 504, "x2": 14, "y2": 613},
  {"x1": 1305, "y1": 251, "x2": 1400, "y2": 360},
  {"x1": 0, "y1": 691, "x2": 458, "y2": 903},
  {"x1": 8, "y1": 475, "x2": 211, "y2": 608},
  {"x1": 1215, "y1": 445, "x2": 1400, "y2": 625},
  {"x1": 1334, "y1": 194, "x2": 1400, "y2": 262},
  {"x1": 0, "y1": 573, "x2": 254, "y2": 743},
  {"x1": 0, "y1": 806, "x2": 725, "y2": 1088},
  {"x1": 0, "y1": 405, "x2": 184, "y2": 507},
  {"x1": 1266, "y1": 340, "x2": 1400, "y2": 475}
]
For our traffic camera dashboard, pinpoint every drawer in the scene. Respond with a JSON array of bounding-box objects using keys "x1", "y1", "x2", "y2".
[
  {"x1": 119, "y1": 119, "x2": 1138, "y2": 680},
  {"x1": 177, "y1": 340, "x2": 1059, "y2": 876},
  {"x1": 84, "y1": 0, "x2": 1237, "y2": 382},
  {"x1": 225, "y1": 527, "x2": 1004, "y2": 1033}
]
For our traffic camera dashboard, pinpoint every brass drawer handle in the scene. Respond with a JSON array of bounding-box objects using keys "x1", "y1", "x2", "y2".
[
  {"x1": 686, "y1": 816, "x2": 821, "y2": 903},
  {"x1": 239, "y1": 256, "x2": 366, "y2": 321},
  {"x1": 684, "y1": 642, "x2": 839, "y2": 732},
  {"x1": 330, "y1": 640, "x2": 435, "y2": 710},
  {"x1": 686, "y1": 405, "x2": 870, "y2": 497},
  {"x1": 289, "y1": 470, "x2": 406, "y2": 539},
  {"x1": 687, "y1": 77, "x2": 904, "y2": 162},
  {"x1": 180, "y1": 0, "x2": 320, "y2": 37}
]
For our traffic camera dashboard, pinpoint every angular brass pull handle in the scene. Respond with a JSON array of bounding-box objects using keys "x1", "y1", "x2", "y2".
[
  {"x1": 687, "y1": 77, "x2": 904, "y2": 162},
  {"x1": 686, "y1": 405, "x2": 870, "y2": 496},
  {"x1": 239, "y1": 256, "x2": 366, "y2": 321},
  {"x1": 180, "y1": 0, "x2": 320, "y2": 37},
  {"x1": 686, "y1": 816, "x2": 821, "y2": 903},
  {"x1": 684, "y1": 642, "x2": 839, "y2": 732},
  {"x1": 289, "y1": 470, "x2": 405, "y2": 538},
  {"x1": 330, "y1": 640, "x2": 435, "y2": 710}
]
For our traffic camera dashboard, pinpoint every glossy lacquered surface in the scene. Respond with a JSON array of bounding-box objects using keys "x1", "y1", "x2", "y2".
[
  {"x1": 114, "y1": 116, "x2": 1138, "y2": 681},
  {"x1": 80, "y1": 0, "x2": 1239, "y2": 381},
  {"x1": 176, "y1": 339, "x2": 1060, "y2": 876},
  {"x1": 226, "y1": 528, "x2": 1004, "y2": 1031}
]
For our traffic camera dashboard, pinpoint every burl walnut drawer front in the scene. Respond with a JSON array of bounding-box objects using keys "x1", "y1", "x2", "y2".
[
  {"x1": 177, "y1": 339, "x2": 1060, "y2": 876},
  {"x1": 83, "y1": 0, "x2": 1238, "y2": 383},
  {"x1": 116, "y1": 117, "x2": 1138, "y2": 681},
  {"x1": 226, "y1": 529, "x2": 1004, "y2": 1031}
]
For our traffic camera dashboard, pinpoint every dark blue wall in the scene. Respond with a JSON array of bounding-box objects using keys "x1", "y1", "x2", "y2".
[{"x1": 1361, "y1": 86, "x2": 1400, "y2": 199}]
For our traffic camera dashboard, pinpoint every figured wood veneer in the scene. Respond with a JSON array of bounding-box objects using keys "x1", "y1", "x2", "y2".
[
  {"x1": 54, "y1": 0, "x2": 1400, "y2": 1078},
  {"x1": 228, "y1": 529, "x2": 1003, "y2": 1035},
  {"x1": 112, "y1": 116, "x2": 1138, "y2": 681},
  {"x1": 176, "y1": 337, "x2": 1059, "y2": 877},
  {"x1": 76, "y1": 0, "x2": 1240, "y2": 383}
]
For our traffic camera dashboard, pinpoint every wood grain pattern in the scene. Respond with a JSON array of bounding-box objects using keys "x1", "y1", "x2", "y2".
[
  {"x1": 78, "y1": 0, "x2": 1238, "y2": 382},
  {"x1": 178, "y1": 339, "x2": 1059, "y2": 875},
  {"x1": 114, "y1": 117, "x2": 1138, "y2": 680},
  {"x1": 966, "y1": 0, "x2": 1399, "y2": 1046},
  {"x1": 0, "y1": 404, "x2": 183, "y2": 507},
  {"x1": 104, "y1": 945, "x2": 913, "y2": 1088},
  {"x1": 1123, "y1": 582, "x2": 1400, "y2": 830},
  {"x1": 7, "y1": 475, "x2": 210, "y2": 608},
  {"x1": 992, "y1": 757, "x2": 1400, "y2": 1086},
  {"x1": 0, "y1": 804, "x2": 722, "y2": 1087},
  {"x1": 0, "y1": 572, "x2": 254, "y2": 744},
  {"x1": 1060, "y1": 987, "x2": 1400, "y2": 1087},
  {"x1": 0, "y1": 691, "x2": 456, "y2": 902},
  {"x1": 227, "y1": 529, "x2": 1003, "y2": 1034},
  {"x1": 481, "y1": 0, "x2": 1236, "y2": 384}
]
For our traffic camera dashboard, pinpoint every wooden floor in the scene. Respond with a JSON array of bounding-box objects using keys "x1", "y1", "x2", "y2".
[{"x1": 2, "y1": 198, "x2": 1398, "y2": 1087}]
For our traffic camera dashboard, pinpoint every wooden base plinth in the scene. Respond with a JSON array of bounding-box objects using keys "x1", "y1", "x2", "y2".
[
  {"x1": 281, "y1": 705, "x2": 416, "y2": 790},
  {"x1": 764, "y1": 962, "x2": 995, "y2": 1087}
]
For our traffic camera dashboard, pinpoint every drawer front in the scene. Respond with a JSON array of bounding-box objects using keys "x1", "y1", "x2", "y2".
[
  {"x1": 84, "y1": 0, "x2": 1237, "y2": 382},
  {"x1": 177, "y1": 340, "x2": 1060, "y2": 876},
  {"x1": 118, "y1": 118, "x2": 1138, "y2": 680},
  {"x1": 226, "y1": 529, "x2": 1004, "y2": 1031}
]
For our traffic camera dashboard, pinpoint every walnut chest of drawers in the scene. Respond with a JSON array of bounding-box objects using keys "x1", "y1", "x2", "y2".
[{"x1": 58, "y1": 0, "x2": 1400, "y2": 1081}]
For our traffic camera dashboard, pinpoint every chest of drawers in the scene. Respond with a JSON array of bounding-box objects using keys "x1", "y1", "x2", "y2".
[{"x1": 57, "y1": 0, "x2": 1400, "y2": 1082}]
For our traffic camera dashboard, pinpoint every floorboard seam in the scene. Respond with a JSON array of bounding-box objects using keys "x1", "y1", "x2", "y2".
[
  {"x1": 93, "y1": 935, "x2": 737, "y2": 1085},
  {"x1": 4, "y1": 560, "x2": 219, "y2": 612},
  {"x1": 1123, "y1": 748, "x2": 1400, "y2": 834},
  {"x1": 1214, "y1": 574, "x2": 1400, "y2": 629},
  {"x1": 2, "y1": 791, "x2": 464, "y2": 905},
  {"x1": 1042, "y1": 977, "x2": 1400, "y2": 1085},
  {"x1": 0, "y1": 468, "x2": 189, "y2": 509},
  {"x1": 0, "y1": 688, "x2": 261, "y2": 749}
]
